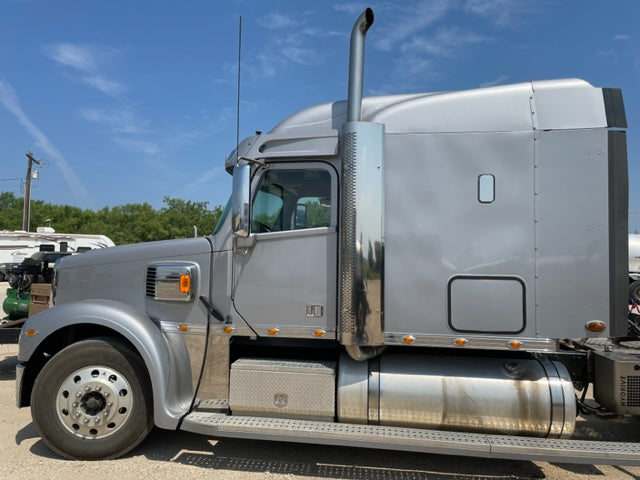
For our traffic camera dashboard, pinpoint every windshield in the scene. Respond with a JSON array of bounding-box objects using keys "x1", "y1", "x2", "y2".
[{"x1": 213, "y1": 197, "x2": 231, "y2": 235}]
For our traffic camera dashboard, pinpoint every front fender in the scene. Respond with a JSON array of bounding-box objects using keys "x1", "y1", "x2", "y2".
[{"x1": 19, "y1": 299, "x2": 191, "y2": 429}]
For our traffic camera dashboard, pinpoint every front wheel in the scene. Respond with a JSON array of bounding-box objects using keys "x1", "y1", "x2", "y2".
[{"x1": 31, "y1": 338, "x2": 153, "y2": 460}]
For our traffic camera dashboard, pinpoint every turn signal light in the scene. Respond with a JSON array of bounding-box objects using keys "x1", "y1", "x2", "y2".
[
  {"x1": 25, "y1": 328, "x2": 37, "y2": 337},
  {"x1": 223, "y1": 325, "x2": 235, "y2": 334},
  {"x1": 585, "y1": 320, "x2": 606, "y2": 332},
  {"x1": 454, "y1": 338, "x2": 468, "y2": 347},
  {"x1": 179, "y1": 274, "x2": 191, "y2": 294},
  {"x1": 402, "y1": 335, "x2": 416, "y2": 344},
  {"x1": 508, "y1": 340, "x2": 523, "y2": 349},
  {"x1": 178, "y1": 324, "x2": 188, "y2": 332},
  {"x1": 267, "y1": 327, "x2": 280, "y2": 335},
  {"x1": 313, "y1": 329, "x2": 326, "y2": 337}
]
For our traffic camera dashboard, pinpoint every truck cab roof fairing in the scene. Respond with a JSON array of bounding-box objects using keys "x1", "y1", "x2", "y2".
[{"x1": 267, "y1": 79, "x2": 610, "y2": 136}]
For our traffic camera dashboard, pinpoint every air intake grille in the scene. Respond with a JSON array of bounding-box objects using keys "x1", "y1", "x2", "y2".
[
  {"x1": 626, "y1": 376, "x2": 640, "y2": 407},
  {"x1": 145, "y1": 266, "x2": 157, "y2": 297}
]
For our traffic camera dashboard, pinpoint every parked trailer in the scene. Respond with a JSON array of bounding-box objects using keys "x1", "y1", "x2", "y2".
[
  {"x1": 0, "y1": 227, "x2": 115, "y2": 281},
  {"x1": 15, "y1": 8, "x2": 638, "y2": 464}
]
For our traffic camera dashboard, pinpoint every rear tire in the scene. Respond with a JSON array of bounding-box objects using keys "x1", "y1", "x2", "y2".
[{"x1": 31, "y1": 338, "x2": 153, "y2": 460}]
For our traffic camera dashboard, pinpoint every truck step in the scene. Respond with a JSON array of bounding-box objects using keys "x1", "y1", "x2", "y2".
[
  {"x1": 180, "y1": 412, "x2": 640, "y2": 465},
  {"x1": 196, "y1": 399, "x2": 229, "y2": 413}
]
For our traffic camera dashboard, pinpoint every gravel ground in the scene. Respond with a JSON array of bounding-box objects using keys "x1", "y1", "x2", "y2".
[{"x1": 3, "y1": 343, "x2": 640, "y2": 480}]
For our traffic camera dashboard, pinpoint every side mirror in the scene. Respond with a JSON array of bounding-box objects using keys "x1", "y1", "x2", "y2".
[
  {"x1": 294, "y1": 203, "x2": 308, "y2": 229},
  {"x1": 231, "y1": 164, "x2": 251, "y2": 237}
]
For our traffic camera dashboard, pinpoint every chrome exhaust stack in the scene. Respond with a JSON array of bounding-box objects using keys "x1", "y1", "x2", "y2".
[
  {"x1": 339, "y1": 8, "x2": 386, "y2": 359},
  {"x1": 346, "y1": 7, "x2": 374, "y2": 122}
]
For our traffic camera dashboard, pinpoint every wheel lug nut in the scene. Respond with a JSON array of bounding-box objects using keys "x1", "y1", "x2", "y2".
[
  {"x1": 94, "y1": 418, "x2": 100, "y2": 423},
  {"x1": 76, "y1": 392, "x2": 82, "y2": 398},
  {"x1": 104, "y1": 411, "x2": 110, "y2": 417},
  {"x1": 72, "y1": 402, "x2": 78, "y2": 408},
  {"x1": 107, "y1": 402, "x2": 113, "y2": 407},
  {"x1": 104, "y1": 392, "x2": 110, "y2": 397},
  {"x1": 83, "y1": 418, "x2": 89, "y2": 424},
  {"x1": 95, "y1": 386, "x2": 102, "y2": 392},
  {"x1": 75, "y1": 412, "x2": 81, "y2": 418}
]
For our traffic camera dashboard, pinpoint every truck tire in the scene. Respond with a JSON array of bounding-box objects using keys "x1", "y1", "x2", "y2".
[
  {"x1": 31, "y1": 337, "x2": 153, "y2": 460},
  {"x1": 631, "y1": 280, "x2": 640, "y2": 303}
]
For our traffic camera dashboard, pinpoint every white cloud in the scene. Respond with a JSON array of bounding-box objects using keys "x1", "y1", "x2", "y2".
[
  {"x1": 113, "y1": 138, "x2": 159, "y2": 156},
  {"x1": 182, "y1": 167, "x2": 223, "y2": 195},
  {"x1": 44, "y1": 43, "x2": 125, "y2": 97},
  {"x1": 258, "y1": 12, "x2": 303, "y2": 29},
  {"x1": 43, "y1": 43, "x2": 95, "y2": 72},
  {"x1": 0, "y1": 78, "x2": 90, "y2": 204},
  {"x1": 464, "y1": 0, "x2": 539, "y2": 28},
  {"x1": 374, "y1": 0, "x2": 454, "y2": 51},
  {"x1": 615, "y1": 34, "x2": 630, "y2": 41},
  {"x1": 480, "y1": 75, "x2": 511, "y2": 87},
  {"x1": 80, "y1": 107, "x2": 148, "y2": 135},
  {"x1": 280, "y1": 45, "x2": 321, "y2": 66},
  {"x1": 82, "y1": 75, "x2": 126, "y2": 97},
  {"x1": 333, "y1": 3, "x2": 368, "y2": 16}
]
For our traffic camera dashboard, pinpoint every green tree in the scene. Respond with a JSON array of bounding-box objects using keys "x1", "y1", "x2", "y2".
[{"x1": 0, "y1": 191, "x2": 224, "y2": 244}]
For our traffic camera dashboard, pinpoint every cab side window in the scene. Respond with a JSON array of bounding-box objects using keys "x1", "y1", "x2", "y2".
[{"x1": 252, "y1": 168, "x2": 332, "y2": 233}]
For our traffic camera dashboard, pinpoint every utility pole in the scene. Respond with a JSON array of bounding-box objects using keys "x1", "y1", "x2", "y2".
[{"x1": 22, "y1": 151, "x2": 41, "y2": 232}]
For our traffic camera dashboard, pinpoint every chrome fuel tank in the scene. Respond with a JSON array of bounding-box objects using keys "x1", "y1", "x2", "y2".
[{"x1": 337, "y1": 353, "x2": 575, "y2": 438}]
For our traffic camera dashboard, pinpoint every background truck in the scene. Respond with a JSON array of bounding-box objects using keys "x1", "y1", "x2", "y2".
[{"x1": 15, "y1": 8, "x2": 638, "y2": 464}]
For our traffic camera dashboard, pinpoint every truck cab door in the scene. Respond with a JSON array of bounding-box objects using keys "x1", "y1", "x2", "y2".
[{"x1": 232, "y1": 162, "x2": 337, "y2": 338}]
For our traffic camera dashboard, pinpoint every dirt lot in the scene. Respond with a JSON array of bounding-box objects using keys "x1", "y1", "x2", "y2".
[{"x1": 2, "y1": 343, "x2": 640, "y2": 480}]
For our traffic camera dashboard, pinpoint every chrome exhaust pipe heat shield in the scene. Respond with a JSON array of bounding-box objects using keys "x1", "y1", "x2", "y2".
[
  {"x1": 339, "y1": 122, "x2": 385, "y2": 349},
  {"x1": 339, "y1": 8, "x2": 386, "y2": 354}
]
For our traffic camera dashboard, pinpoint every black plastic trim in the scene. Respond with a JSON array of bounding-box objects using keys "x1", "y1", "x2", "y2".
[
  {"x1": 608, "y1": 130, "x2": 629, "y2": 337},
  {"x1": 603, "y1": 88, "x2": 627, "y2": 128},
  {"x1": 447, "y1": 275, "x2": 526, "y2": 335}
]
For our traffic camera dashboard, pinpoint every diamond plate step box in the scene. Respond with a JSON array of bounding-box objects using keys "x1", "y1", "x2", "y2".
[{"x1": 229, "y1": 358, "x2": 336, "y2": 421}]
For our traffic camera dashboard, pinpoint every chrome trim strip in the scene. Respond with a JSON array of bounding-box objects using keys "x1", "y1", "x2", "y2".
[
  {"x1": 209, "y1": 324, "x2": 336, "y2": 339},
  {"x1": 384, "y1": 333, "x2": 558, "y2": 352},
  {"x1": 253, "y1": 226, "x2": 336, "y2": 241},
  {"x1": 158, "y1": 321, "x2": 207, "y2": 335}
]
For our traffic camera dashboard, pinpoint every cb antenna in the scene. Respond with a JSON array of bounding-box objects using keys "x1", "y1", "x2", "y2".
[{"x1": 235, "y1": 16, "x2": 242, "y2": 165}]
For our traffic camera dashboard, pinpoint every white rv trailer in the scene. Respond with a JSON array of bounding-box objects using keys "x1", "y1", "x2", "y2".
[{"x1": 0, "y1": 227, "x2": 115, "y2": 277}]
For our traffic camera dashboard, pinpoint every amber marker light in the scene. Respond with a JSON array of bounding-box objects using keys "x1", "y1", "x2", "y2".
[
  {"x1": 223, "y1": 325, "x2": 235, "y2": 334},
  {"x1": 313, "y1": 329, "x2": 326, "y2": 337},
  {"x1": 454, "y1": 338, "x2": 468, "y2": 346},
  {"x1": 178, "y1": 273, "x2": 191, "y2": 294},
  {"x1": 178, "y1": 324, "x2": 188, "y2": 332},
  {"x1": 508, "y1": 340, "x2": 523, "y2": 349},
  {"x1": 585, "y1": 320, "x2": 606, "y2": 332},
  {"x1": 402, "y1": 335, "x2": 416, "y2": 344},
  {"x1": 267, "y1": 327, "x2": 279, "y2": 335},
  {"x1": 25, "y1": 328, "x2": 37, "y2": 336}
]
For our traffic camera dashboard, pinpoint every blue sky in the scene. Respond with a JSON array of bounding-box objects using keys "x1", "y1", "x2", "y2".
[{"x1": 1, "y1": 0, "x2": 639, "y2": 232}]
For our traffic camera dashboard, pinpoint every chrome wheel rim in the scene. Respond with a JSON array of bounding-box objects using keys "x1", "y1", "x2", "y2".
[{"x1": 56, "y1": 365, "x2": 134, "y2": 439}]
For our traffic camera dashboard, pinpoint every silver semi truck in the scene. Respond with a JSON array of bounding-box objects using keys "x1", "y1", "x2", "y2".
[{"x1": 15, "y1": 9, "x2": 636, "y2": 463}]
